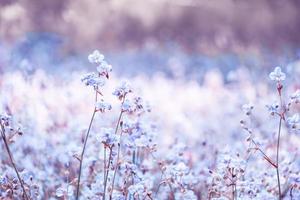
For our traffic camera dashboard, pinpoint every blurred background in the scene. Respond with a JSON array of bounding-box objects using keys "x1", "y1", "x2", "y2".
[{"x1": 1, "y1": 0, "x2": 300, "y2": 79}]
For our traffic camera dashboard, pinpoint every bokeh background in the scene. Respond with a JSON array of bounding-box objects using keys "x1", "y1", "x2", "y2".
[{"x1": 1, "y1": 0, "x2": 300, "y2": 79}]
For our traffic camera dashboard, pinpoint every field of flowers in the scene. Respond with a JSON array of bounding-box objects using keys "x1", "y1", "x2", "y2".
[{"x1": 0, "y1": 50, "x2": 300, "y2": 200}]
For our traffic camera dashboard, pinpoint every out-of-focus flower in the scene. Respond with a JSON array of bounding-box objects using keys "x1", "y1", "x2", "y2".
[
  {"x1": 287, "y1": 114, "x2": 300, "y2": 129},
  {"x1": 128, "y1": 182, "x2": 145, "y2": 197},
  {"x1": 88, "y1": 50, "x2": 104, "y2": 64},
  {"x1": 113, "y1": 81, "x2": 132, "y2": 100},
  {"x1": 121, "y1": 99, "x2": 134, "y2": 113},
  {"x1": 98, "y1": 128, "x2": 119, "y2": 146},
  {"x1": 290, "y1": 90, "x2": 300, "y2": 104},
  {"x1": 55, "y1": 185, "x2": 74, "y2": 197},
  {"x1": 173, "y1": 162, "x2": 189, "y2": 175},
  {"x1": 266, "y1": 102, "x2": 280, "y2": 115},
  {"x1": 97, "y1": 61, "x2": 112, "y2": 79},
  {"x1": 269, "y1": 66, "x2": 286, "y2": 81},
  {"x1": 95, "y1": 99, "x2": 112, "y2": 113},
  {"x1": 242, "y1": 103, "x2": 254, "y2": 116},
  {"x1": 81, "y1": 73, "x2": 105, "y2": 88},
  {"x1": 175, "y1": 190, "x2": 197, "y2": 200}
]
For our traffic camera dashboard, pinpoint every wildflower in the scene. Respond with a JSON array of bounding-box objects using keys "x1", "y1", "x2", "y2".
[
  {"x1": 98, "y1": 128, "x2": 119, "y2": 146},
  {"x1": 287, "y1": 114, "x2": 300, "y2": 129},
  {"x1": 290, "y1": 90, "x2": 300, "y2": 104},
  {"x1": 0, "y1": 113, "x2": 11, "y2": 126},
  {"x1": 81, "y1": 73, "x2": 105, "y2": 88},
  {"x1": 113, "y1": 81, "x2": 132, "y2": 100},
  {"x1": 128, "y1": 182, "x2": 145, "y2": 197},
  {"x1": 242, "y1": 103, "x2": 254, "y2": 116},
  {"x1": 97, "y1": 61, "x2": 112, "y2": 79},
  {"x1": 121, "y1": 99, "x2": 135, "y2": 113},
  {"x1": 269, "y1": 66, "x2": 286, "y2": 82},
  {"x1": 95, "y1": 99, "x2": 112, "y2": 113},
  {"x1": 88, "y1": 50, "x2": 104, "y2": 64},
  {"x1": 175, "y1": 190, "x2": 197, "y2": 200},
  {"x1": 173, "y1": 162, "x2": 189, "y2": 175},
  {"x1": 55, "y1": 185, "x2": 74, "y2": 197},
  {"x1": 266, "y1": 102, "x2": 280, "y2": 115}
]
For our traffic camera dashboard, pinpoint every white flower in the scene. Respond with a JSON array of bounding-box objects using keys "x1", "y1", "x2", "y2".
[
  {"x1": 99, "y1": 128, "x2": 119, "y2": 146},
  {"x1": 113, "y1": 81, "x2": 132, "y2": 100},
  {"x1": 88, "y1": 50, "x2": 104, "y2": 64},
  {"x1": 81, "y1": 73, "x2": 105, "y2": 88},
  {"x1": 128, "y1": 182, "x2": 145, "y2": 196},
  {"x1": 55, "y1": 185, "x2": 74, "y2": 197},
  {"x1": 287, "y1": 114, "x2": 300, "y2": 129},
  {"x1": 95, "y1": 99, "x2": 112, "y2": 113},
  {"x1": 175, "y1": 190, "x2": 197, "y2": 200},
  {"x1": 242, "y1": 103, "x2": 254, "y2": 115},
  {"x1": 266, "y1": 102, "x2": 280, "y2": 115},
  {"x1": 97, "y1": 61, "x2": 112, "y2": 78},
  {"x1": 290, "y1": 90, "x2": 300, "y2": 104},
  {"x1": 269, "y1": 66, "x2": 286, "y2": 81},
  {"x1": 121, "y1": 99, "x2": 135, "y2": 113},
  {"x1": 173, "y1": 162, "x2": 189, "y2": 175}
]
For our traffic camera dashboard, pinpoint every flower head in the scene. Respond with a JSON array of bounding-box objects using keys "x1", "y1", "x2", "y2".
[
  {"x1": 97, "y1": 61, "x2": 112, "y2": 79},
  {"x1": 81, "y1": 73, "x2": 105, "y2": 88},
  {"x1": 113, "y1": 81, "x2": 132, "y2": 100},
  {"x1": 287, "y1": 114, "x2": 300, "y2": 130},
  {"x1": 88, "y1": 50, "x2": 104, "y2": 64},
  {"x1": 266, "y1": 102, "x2": 280, "y2": 115},
  {"x1": 95, "y1": 99, "x2": 112, "y2": 113},
  {"x1": 98, "y1": 128, "x2": 119, "y2": 146},
  {"x1": 290, "y1": 90, "x2": 300, "y2": 104},
  {"x1": 269, "y1": 66, "x2": 286, "y2": 82},
  {"x1": 242, "y1": 103, "x2": 254, "y2": 116}
]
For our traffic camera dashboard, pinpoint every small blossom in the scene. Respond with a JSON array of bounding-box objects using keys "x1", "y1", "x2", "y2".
[
  {"x1": 266, "y1": 102, "x2": 280, "y2": 115},
  {"x1": 290, "y1": 90, "x2": 300, "y2": 104},
  {"x1": 113, "y1": 81, "x2": 132, "y2": 100},
  {"x1": 55, "y1": 185, "x2": 74, "y2": 197},
  {"x1": 98, "y1": 128, "x2": 119, "y2": 146},
  {"x1": 88, "y1": 50, "x2": 104, "y2": 64},
  {"x1": 269, "y1": 66, "x2": 286, "y2": 81},
  {"x1": 242, "y1": 103, "x2": 254, "y2": 116},
  {"x1": 121, "y1": 99, "x2": 135, "y2": 113},
  {"x1": 81, "y1": 73, "x2": 105, "y2": 88},
  {"x1": 95, "y1": 99, "x2": 112, "y2": 113},
  {"x1": 173, "y1": 162, "x2": 189, "y2": 175},
  {"x1": 287, "y1": 114, "x2": 300, "y2": 129},
  {"x1": 128, "y1": 182, "x2": 145, "y2": 197},
  {"x1": 97, "y1": 61, "x2": 112, "y2": 79}
]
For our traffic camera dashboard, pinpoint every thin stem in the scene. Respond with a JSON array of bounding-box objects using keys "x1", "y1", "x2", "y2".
[
  {"x1": 76, "y1": 92, "x2": 98, "y2": 200},
  {"x1": 1, "y1": 123, "x2": 29, "y2": 200},
  {"x1": 109, "y1": 97, "x2": 126, "y2": 199},
  {"x1": 103, "y1": 147, "x2": 113, "y2": 200},
  {"x1": 276, "y1": 117, "x2": 282, "y2": 200},
  {"x1": 276, "y1": 83, "x2": 283, "y2": 200},
  {"x1": 104, "y1": 146, "x2": 107, "y2": 186},
  {"x1": 109, "y1": 118, "x2": 123, "y2": 199}
]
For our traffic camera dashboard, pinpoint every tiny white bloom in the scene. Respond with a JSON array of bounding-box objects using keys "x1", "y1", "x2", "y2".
[
  {"x1": 290, "y1": 90, "x2": 300, "y2": 104},
  {"x1": 269, "y1": 66, "x2": 286, "y2": 81},
  {"x1": 287, "y1": 114, "x2": 300, "y2": 129},
  {"x1": 88, "y1": 50, "x2": 104, "y2": 64},
  {"x1": 113, "y1": 81, "x2": 132, "y2": 100},
  {"x1": 242, "y1": 103, "x2": 254, "y2": 115},
  {"x1": 266, "y1": 102, "x2": 280, "y2": 115},
  {"x1": 95, "y1": 99, "x2": 112, "y2": 113}
]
